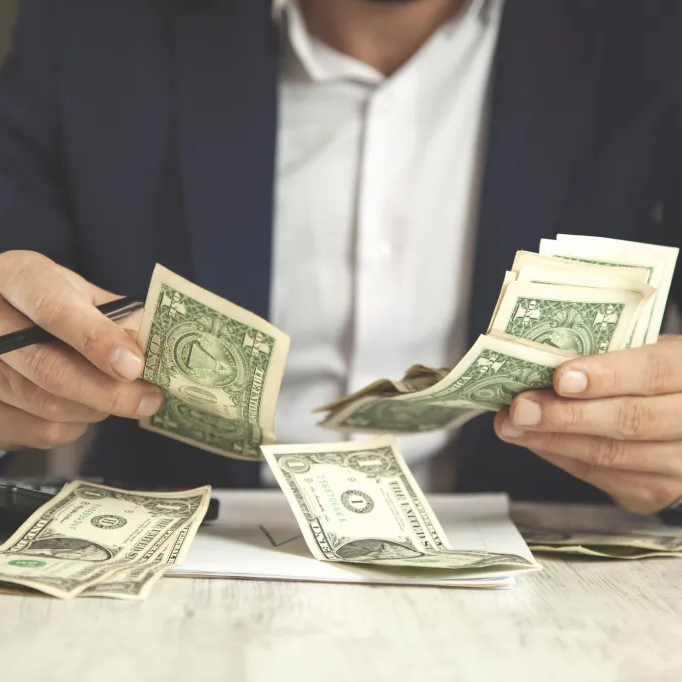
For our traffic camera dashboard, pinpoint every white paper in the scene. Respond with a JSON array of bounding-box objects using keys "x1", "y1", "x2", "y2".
[{"x1": 168, "y1": 492, "x2": 538, "y2": 588}]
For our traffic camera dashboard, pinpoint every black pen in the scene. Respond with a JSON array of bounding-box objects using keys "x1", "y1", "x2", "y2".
[{"x1": 0, "y1": 297, "x2": 144, "y2": 356}]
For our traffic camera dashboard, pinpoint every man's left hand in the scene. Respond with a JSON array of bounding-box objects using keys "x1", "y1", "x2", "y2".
[{"x1": 494, "y1": 335, "x2": 682, "y2": 514}]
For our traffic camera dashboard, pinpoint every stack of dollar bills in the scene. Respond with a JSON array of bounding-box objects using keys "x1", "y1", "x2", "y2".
[
  {"x1": 314, "y1": 235, "x2": 679, "y2": 434},
  {"x1": 513, "y1": 501, "x2": 682, "y2": 559},
  {"x1": 0, "y1": 481, "x2": 210, "y2": 600},
  {"x1": 519, "y1": 527, "x2": 682, "y2": 559}
]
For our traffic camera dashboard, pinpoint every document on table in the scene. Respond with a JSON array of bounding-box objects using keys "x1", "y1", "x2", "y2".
[{"x1": 168, "y1": 491, "x2": 538, "y2": 588}]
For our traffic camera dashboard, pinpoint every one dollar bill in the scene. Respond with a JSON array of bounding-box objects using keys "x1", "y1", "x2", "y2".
[
  {"x1": 0, "y1": 481, "x2": 210, "y2": 599},
  {"x1": 539, "y1": 235, "x2": 679, "y2": 345},
  {"x1": 80, "y1": 515, "x2": 204, "y2": 600},
  {"x1": 261, "y1": 435, "x2": 538, "y2": 572},
  {"x1": 519, "y1": 526, "x2": 682, "y2": 560},
  {"x1": 137, "y1": 264, "x2": 291, "y2": 460},
  {"x1": 489, "y1": 268, "x2": 654, "y2": 353},
  {"x1": 319, "y1": 333, "x2": 568, "y2": 433}
]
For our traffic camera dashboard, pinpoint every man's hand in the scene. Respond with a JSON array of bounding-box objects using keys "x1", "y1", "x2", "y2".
[
  {"x1": 495, "y1": 335, "x2": 682, "y2": 514},
  {"x1": 0, "y1": 251, "x2": 163, "y2": 452}
]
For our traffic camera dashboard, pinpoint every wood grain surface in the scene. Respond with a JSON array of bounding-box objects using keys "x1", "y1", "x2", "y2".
[{"x1": 1, "y1": 549, "x2": 682, "y2": 682}]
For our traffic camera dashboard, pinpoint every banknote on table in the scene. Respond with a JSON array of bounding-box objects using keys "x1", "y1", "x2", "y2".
[
  {"x1": 80, "y1": 513, "x2": 205, "y2": 600},
  {"x1": 137, "y1": 264, "x2": 291, "y2": 460},
  {"x1": 316, "y1": 235, "x2": 678, "y2": 435},
  {"x1": 80, "y1": 544, "x2": 170, "y2": 600},
  {"x1": 519, "y1": 526, "x2": 682, "y2": 560},
  {"x1": 0, "y1": 481, "x2": 210, "y2": 599},
  {"x1": 261, "y1": 435, "x2": 539, "y2": 573}
]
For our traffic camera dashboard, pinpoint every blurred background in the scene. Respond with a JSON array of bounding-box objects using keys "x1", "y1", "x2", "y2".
[{"x1": 0, "y1": 0, "x2": 17, "y2": 64}]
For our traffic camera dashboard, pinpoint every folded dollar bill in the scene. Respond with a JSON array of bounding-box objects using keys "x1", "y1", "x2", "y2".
[
  {"x1": 519, "y1": 526, "x2": 682, "y2": 560},
  {"x1": 0, "y1": 481, "x2": 210, "y2": 600},
  {"x1": 318, "y1": 333, "x2": 568, "y2": 433},
  {"x1": 137, "y1": 265, "x2": 290, "y2": 460}
]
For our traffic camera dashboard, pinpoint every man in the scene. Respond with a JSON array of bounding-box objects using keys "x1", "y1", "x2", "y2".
[{"x1": 0, "y1": 0, "x2": 680, "y2": 512}]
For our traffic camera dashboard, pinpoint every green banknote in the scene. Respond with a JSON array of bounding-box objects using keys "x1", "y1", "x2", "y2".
[
  {"x1": 137, "y1": 265, "x2": 290, "y2": 460},
  {"x1": 488, "y1": 255, "x2": 651, "y2": 340},
  {"x1": 262, "y1": 435, "x2": 538, "y2": 572},
  {"x1": 520, "y1": 526, "x2": 682, "y2": 560},
  {"x1": 540, "y1": 236, "x2": 679, "y2": 345},
  {"x1": 313, "y1": 365, "x2": 446, "y2": 415},
  {"x1": 81, "y1": 553, "x2": 169, "y2": 601},
  {"x1": 81, "y1": 514, "x2": 204, "y2": 600},
  {"x1": 489, "y1": 279, "x2": 647, "y2": 354},
  {"x1": 320, "y1": 334, "x2": 567, "y2": 433},
  {"x1": 0, "y1": 481, "x2": 210, "y2": 599}
]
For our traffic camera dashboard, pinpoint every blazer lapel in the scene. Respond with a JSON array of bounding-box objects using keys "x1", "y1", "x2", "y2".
[
  {"x1": 172, "y1": 0, "x2": 279, "y2": 319},
  {"x1": 467, "y1": 0, "x2": 612, "y2": 343}
]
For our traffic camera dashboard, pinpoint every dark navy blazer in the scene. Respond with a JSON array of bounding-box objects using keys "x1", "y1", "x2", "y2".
[{"x1": 0, "y1": 0, "x2": 680, "y2": 499}]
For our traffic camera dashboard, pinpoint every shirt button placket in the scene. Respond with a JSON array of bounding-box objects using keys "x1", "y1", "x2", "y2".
[{"x1": 348, "y1": 89, "x2": 400, "y2": 396}]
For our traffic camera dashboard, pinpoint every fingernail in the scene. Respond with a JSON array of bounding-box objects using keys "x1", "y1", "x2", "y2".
[
  {"x1": 500, "y1": 418, "x2": 526, "y2": 439},
  {"x1": 558, "y1": 369, "x2": 588, "y2": 395},
  {"x1": 137, "y1": 390, "x2": 163, "y2": 417},
  {"x1": 513, "y1": 398, "x2": 542, "y2": 427},
  {"x1": 110, "y1": 347, "x2": 144, "y2": 381}
]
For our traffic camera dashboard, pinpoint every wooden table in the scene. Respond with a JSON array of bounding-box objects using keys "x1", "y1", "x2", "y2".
[{"x1": 2, "y1": 507, "x2": 682, "y2": 682}]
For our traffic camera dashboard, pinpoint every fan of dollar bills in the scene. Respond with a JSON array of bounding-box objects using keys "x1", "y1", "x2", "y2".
[
  {"x1": 1, "y1": 234, "x2": 678, "y2": 599},
  {"x1": 314, "y1": 235, "x2": 679, "y2": 434}
]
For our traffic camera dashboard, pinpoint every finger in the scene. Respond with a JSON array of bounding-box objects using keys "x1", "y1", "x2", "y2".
[
  {"x1": 117, "y1": 308, "x2": 143, "y2": 333},
  {"x1": 0, "y1": 252, "x2": 145, "y2": 381},
  {"x1": 0, "y1": 401, "x2": 89, "y2": 451},
  {"x1": 0, "y1": 360, "x2": 107, "y2": 423},
  {"x1": 529, "y1": 447, "x2": 682, "y2": 515},
  {"x1": 507, "y1": 390, "x2": 682, "y2": 441},
  {"x1": 1, "y1": 339, "x2": 162, "y2": 419},
  {"x1": 554, "y1": 335, "x2": 682, "y2": 400},
  {"x1": 495, "y1": 411, "x2": 682, "y2": 477}
]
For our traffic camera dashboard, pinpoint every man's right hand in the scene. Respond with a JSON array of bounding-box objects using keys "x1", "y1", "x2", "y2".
[{"x1": 0, "y1": 251, "x2": 163, "y2": 452}]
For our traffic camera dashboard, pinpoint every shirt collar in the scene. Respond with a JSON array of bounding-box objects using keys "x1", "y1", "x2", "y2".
[
  {"x1": 273, "y1": 0, "x2": 500, "y2": 24},
  {"x1": 274, "y1": 0, "x2": 502, "y2": 85},
  {"x1": 280, "y1": 1, "x2": 384, "y2": 84}
]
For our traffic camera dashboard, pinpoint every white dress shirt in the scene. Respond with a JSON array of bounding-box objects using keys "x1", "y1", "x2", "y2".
[{"x1": 268, "y1": 0, "x2": 503, "y2": 489}]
